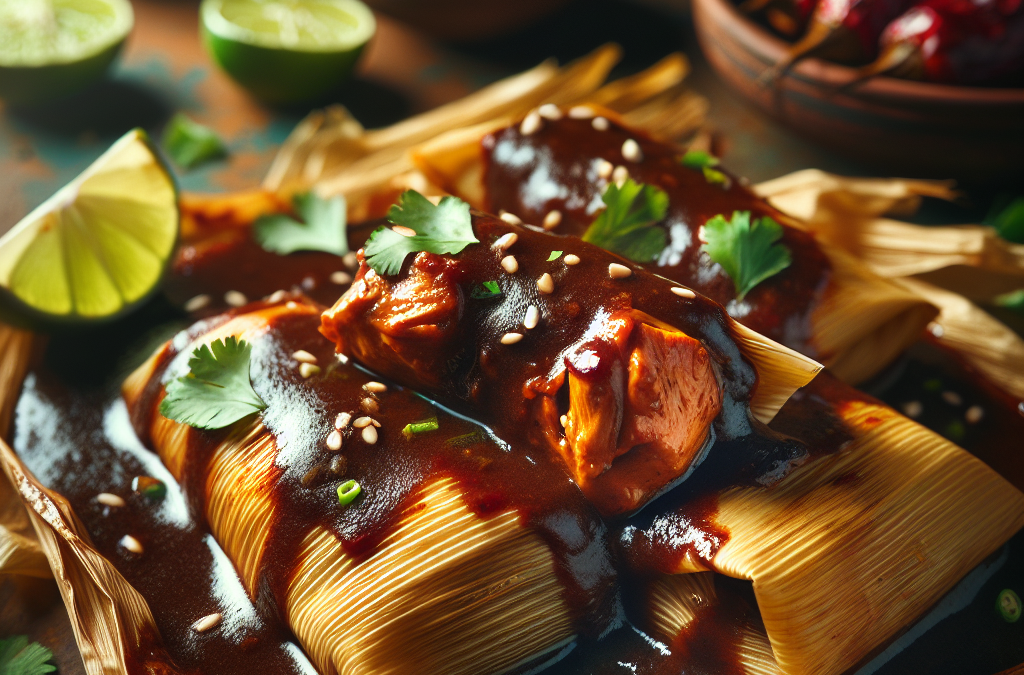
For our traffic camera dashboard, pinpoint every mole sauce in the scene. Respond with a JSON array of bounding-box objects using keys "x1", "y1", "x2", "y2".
[{"x1": 480, "y1": 117, "x2": 832, "y2": 355}]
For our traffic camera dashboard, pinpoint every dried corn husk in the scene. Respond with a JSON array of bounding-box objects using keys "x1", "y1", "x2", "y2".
[
  {"x1": 727, "y1": 322, "x2": 822, "y2": 423},
  {"x1": 0, "y1": 324, "x2": 176, "y2": 675},
  {"x1": 661, "y1": 399, "x2": 1024, "y2": 675},
  {"x1": 123, "y1": 305, "x2": 577, "y2": 675},
  {"x1": 647, "y1": 573, "x2": 782, "y2": 675}
]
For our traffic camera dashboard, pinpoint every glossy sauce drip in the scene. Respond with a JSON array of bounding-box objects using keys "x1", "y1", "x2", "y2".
[
  {"x1": 128, "y1": 302, "x2": 620, "y2": 642},
  {"x1": 480, "y1": 117, "x2": 832, "y2": 354}
]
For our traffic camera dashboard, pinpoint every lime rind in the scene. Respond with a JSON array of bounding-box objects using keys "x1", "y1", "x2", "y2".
[
  {"x1": 0, "y1": 128, "x2": 179, "y2": 320},
  {"x1": 0, "y1": 0, "x2": 134, "y2": 67},
  {"x1": 201, "y1": 0, "x2": 375, "y2": 53}
]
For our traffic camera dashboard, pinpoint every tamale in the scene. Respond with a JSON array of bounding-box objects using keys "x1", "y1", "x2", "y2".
[
  {"x1": 621, "y1": 373, "x2": 1024, "y2": 675},
  {"x1": 122, "y1": 298, "x2": 619, "y2": 675},
  {"x1": 408, "y1": 106, "x2": 937, "y2": 385},
  {"x1": 321, "y1": 208, "x2": 821, "y2": 515}
]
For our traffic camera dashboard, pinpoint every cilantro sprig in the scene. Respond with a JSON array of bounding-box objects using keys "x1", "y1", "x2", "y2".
[
  {"x1": 363, "y1": 191, "x2": 479, "y2": 275},
  {"x1": 161, "y1": 113, "x2": 227, "y2": 170},
  {"x1": 701, "y1": 211, "x2": 791, "y2": 300},
  {"x1": 0, "y1": 636, "x2": 56, "y2": 675},
  {"x1": 254, "y1": 192, "x2": 348, "y2": 256},
  {"x1": 582, "y1": 179, "x2": 669, "y2": 262},
  {"x1": 680, "y1": 150, "x2": 719, "y2": 169},
  {"x1": 159, "y1": 337, "x2": 267, "y2": 430}
]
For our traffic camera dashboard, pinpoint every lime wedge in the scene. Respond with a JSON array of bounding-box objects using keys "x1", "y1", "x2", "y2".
[
  {"x1": 0, "y1": 129, "x2": 178, "y2": 322},
  {"x1": 0, "y1": 0, "x2": 134, "y2": 105},
  {"x1": 200, "y1": 0, "x2": 376, "y2": 104}
]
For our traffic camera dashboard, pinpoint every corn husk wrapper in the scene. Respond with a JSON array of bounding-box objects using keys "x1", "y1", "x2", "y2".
[
  {"x1": 122, "y1": 305, "x2": 577, "y2": 675},
  {"x1": 647, "y1": 573, "x2": 782, "y2": 675},
  {"x1": 0, "y1": 324, "x2": 176, "y2": 675},
  {"x1": 663, "y1": 398, "x2": 1024, "y2": 675}
]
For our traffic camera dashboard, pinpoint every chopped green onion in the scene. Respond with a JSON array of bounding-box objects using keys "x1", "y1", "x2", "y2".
[
  {"x1": 470, "y1": 280, "x2": 502, "y2": 299},
  {"x1": 337, "y1": 479, "x2": 362, "y2": 507},
  {"x1": 702, "y1": 166, "x2": 729, "y2": 187},
  {"x1": 161, "y1": 113, "x2": 227, "y2": 170},
  {"x1": 402, "y1": 417, "x2": 439, "y2": 437},
  {"x1": 547, "y1": 250, "x2": 563, "y2": 261},
  {"x1": 997, "y1": 589, "x2": 1021, "y2": 622},
  {"x1": 131, "y1": 476, "x2": 167, "y2": 502},
  {"x1": 680, "y1": 150, "x2": 719, "y2": 169}
]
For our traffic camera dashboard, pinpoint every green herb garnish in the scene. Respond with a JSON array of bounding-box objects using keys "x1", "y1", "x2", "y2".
[
  {"x1": 680, "y1": 150, "x2": 719, "y2": 169},
  {"x1": 0, "y1": 636, "x2": 56, "y2": 675},
  {"x1": 253, "y1": 192, "x2": 348, "y2": 256},
  {"x1": 364, "y1": 190, "x2": 479, "y2": 275},
  {"x1": 132, "y1": 476, "x2": 167, "y2": 502},
  {"x1": 547, "y1": 250, "x2": 563, "y2": 261},
  {"x1": 702, "y1": 166, "x2": 729, "y2": 187},
  {"x1": 993, "y1": 289, "x2": 1024, "y2": 313},
  {"x1": 337, "y1": 479, "x2": 362, "y2": 507},
  {"x1": 987, "y1": 196, "x2": 1024, "y2": 244},
  {"x1": 701, "y1": 211, "x2": 791, "y2": 300},
  {"x1": 159, "y1": 337, "x2": 267, "y2": 430},
  {"x1": 582, "y1": 179, "x2": 668, "y2": 262},
  {"x1": 161, "y1": 113, "x2": 227, "y2": 170},
  {"x1": 997, "y1": 588, "x2": 1021, "y2": 622},
  {"x1": 470, "y1": 280, "x2": 502, "y2": 299},
  {"x1": 402, "y1": 417, "x2": 439, "y2": 437}
]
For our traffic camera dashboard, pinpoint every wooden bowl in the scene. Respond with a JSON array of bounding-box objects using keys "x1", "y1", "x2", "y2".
[{"x1": 692, "y1": 0, "x2": 1024, "y2": 180}]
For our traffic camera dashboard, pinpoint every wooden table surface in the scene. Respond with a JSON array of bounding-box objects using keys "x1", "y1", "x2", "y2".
[{"x1": 0, "y1": 1, "x2": 1019, "y2": 673}]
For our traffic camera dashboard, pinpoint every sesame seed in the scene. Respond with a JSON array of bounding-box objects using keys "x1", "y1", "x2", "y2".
[
  {"x1": 520, "y1": 111, "x2": 543, "y2": 135},
  {"x1": 537, "y1": 273, "x2": 555, "y2": 294},
  {"x1": 671, "y1": 286, "x2": 696, "y2": 298},
  {"x1": 524, "y1": 305, "x2": 540, "y2": 330},
  {"x1": 568, "y1": 106, "x2": 595, "y2": 119},
  {"x1": 538, "y1": 103, "x2": 562, "y2": 120},
  {"x1": 341, "y1": 253, "x2": 358, "y2": 271},
  {"x1": 608, "y1": 263, "x2": 632, "y2": 279},
  {"x1": 267, "y1": 290, "x2": 288, "y2": 303},
  {"x1": 120, "y1": 535, "x2": 143, "y2": 554},
  {"x1": 326, "y1": 430, "x2": 343, "y2": 451},
  {"x1": 965, "y1": 405, "x2": 984, "y2": 424},
  {"x1": 292, "y1": 350, "x2": 317, "y2": 364},
  {"x1": 942, "y1": 391, "x2": 963, "y2": 406},
  {"x1": 301, "y1": 276, "x2": 316, "y2": 291},
  {"x1": 596, "y1": 160, "x2": 614, "y2": 179},
  {"x1": 192, "y1": 613, "x2": 222, "y2": 633},
  {"x1": 330, "y1": 271, "x2": 352, "y2": 285},
  {"x1": 362, "y1": 425, "x2": 378, "y2": 444},
  {"x1": 224, "y1": 290, "x2": 248, "y2": 307},
  {"x1": 299, "y1": 363, "x2": 321, "y2": 378},
  {"x1": 592, "y1": 117, "x2": 609, "y2": 131},
  {"x1": 564, "y1": 254, "x2": 581, "y2": 265},
  {"x1": 184, "y1": 294, "x2": 210, "y2": 312},
  {"x1": 392, "y1": 225, "x2": 416, "y2": 237},
  {"x1": 335, "y1": 412, "x2": 352, "y2": 429},
  {"x1": 494, "y1": 233, "x2": 518, "y2": 250},
  {"x1": 612, "y1": 165, "x2": 629, "y2": 186},
  {"x1": 353, "y1": 416, "x2": 373, "y2": 428},
  {"x1": 622, "y1": 139, "x2": 643, "y2": 163},
  {"x1": 363, "y1": 381, "x2": 387, "y2": 394},
  {"x1": 371, "y1": 419, "x2": 381, "y2": 427},
  {"x1": 501, "y1": 332, "x2": 524, "y2": 345},
  {"x1": 97, "y1": 493, "x2": 125, "y2": 508},
  {"x1": 902, "y1": 401, "x2": 923, "y2": 418},
  {"x1": 543, "y1": 210, "x2": 562, "y2": 230},
  {"x1": 360, "y1": 398, "x2": 379, "y2": 414},
  {"x1": 560, "y1": 414, "x2": 568, "y2": 428},
  {"x1": 499, "y1": 211, "x2": 523, "y2": 225},
  {"x1": 330, "y1": 455, "x2": 347, "y2": 474},
  {"x1": 501, "y1": 255, "x2": 519, "y2": 273}
]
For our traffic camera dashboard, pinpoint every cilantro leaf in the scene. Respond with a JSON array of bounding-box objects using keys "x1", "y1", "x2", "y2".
[
  {"x1": 159, "y1": 336, "x2": 267, "y2": 430},
  {"x1": 470, "y1": 280, "x2": 502, "y2": 299},
  {"x1": 680, "y1": 150, "x2": 719, "y2": 169},
  {"x1": 161, "y1": 113, "x2": 227, "y2": 170},
  {"x1": 547, "y1": 250, "x2": 563, "y2": 261},
  {"x1": 0, "y1": 636, "x2": 56, "y2": 675},
  {"x1": 253, "y1": 192, "x2": 348, "y2": 256},
  {"x1": 988, "y1": 196, "x2": 1024, "y2": 244},
  {"x1": 993, "y1": 288, "x2": 1024, "y2": 313},
  {"x1": 364, "y1": 191, "x2": 479, "y2": 275},
  {"x1": 582, "y1": 179, "x2": 669, "y2": 262},
  {"x1": 702, "y1": 167, "x2": 730, "y2": 187},
  {"x1": 701, "y1": 211, "x2": 791, "y2": 300}
]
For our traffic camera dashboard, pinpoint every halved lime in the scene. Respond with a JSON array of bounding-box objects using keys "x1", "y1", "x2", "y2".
[
  {"x1": 0, "y1": 0, "x2": 134, "y2": 105},
  {"x1": 0, "y1": 129, "x2": 178, "y2": 322},
  {"x1": 200, "y1": 0, "x2": 376, "y2": 105}
]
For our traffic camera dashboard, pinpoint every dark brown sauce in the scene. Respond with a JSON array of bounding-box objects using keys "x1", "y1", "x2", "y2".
[{"x1": 480, "y1": 116, "x2": 832, "y2": 355}]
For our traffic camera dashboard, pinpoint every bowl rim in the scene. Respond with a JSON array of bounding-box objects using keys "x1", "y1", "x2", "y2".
[{"x1": 693, "y1": 0, "x2": 1024, "y2": 105}]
